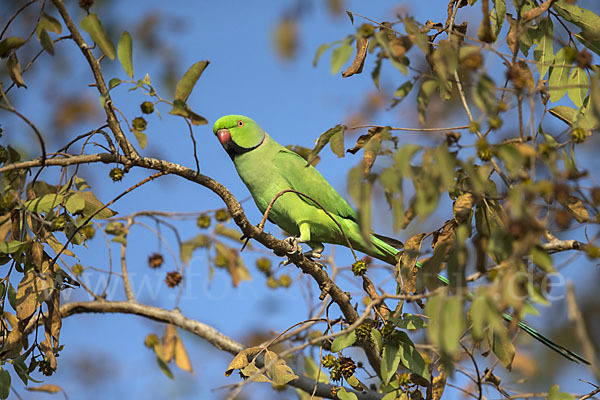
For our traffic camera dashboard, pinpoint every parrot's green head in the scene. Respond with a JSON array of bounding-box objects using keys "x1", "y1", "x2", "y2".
[{"x1": 213, "y1": 115, "x2": 266, "y2": 158}]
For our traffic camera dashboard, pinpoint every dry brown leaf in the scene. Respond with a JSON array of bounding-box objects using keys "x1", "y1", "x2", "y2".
[
  {"x1": 397, "y1": 233, "x2": 426, "y2": 293},
  {"x1": 453, "y1": 193, "x2": 475, "y2": 224},
  {"x1": 506, "y1": 14, "x2": 518, "y2": 54},
  {"x1": 162, "y1": 323, "x2": 177, "y2": 363},
  {"x1": 26, "y1": 384, "x2": 63, "y2": 394},
  {"x1": 225, "y1": 346, "x2": 262, "y2": 377},
  {"x1": 560, "y1": 195, "x2": 589, "y2": 222},
  {"x1": 175, "y1": 335, "x2": 193, "y2": 373},
  {"x1": 342, "y1": 37, "x2": 368, "y2": 78},
  {"x1": 522, "y1": 0, "x2": 553, "y2": 22}
]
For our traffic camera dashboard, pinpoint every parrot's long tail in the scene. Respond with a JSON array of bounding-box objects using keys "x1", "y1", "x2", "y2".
[
  {"x1": 433, "y1": 269, "x2": 589, "y2": 364},
  {"x1": 364, "y1": 235, "x2": 589, "y2": 364}
]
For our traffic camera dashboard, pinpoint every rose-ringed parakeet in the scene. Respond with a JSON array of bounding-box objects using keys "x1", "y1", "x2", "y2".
[
  {"x1": 212, "y1": 114, "x2": 589, "y2": 365},
  {"x1": 212, "y1": 114, "x2": 399, "y2": 263}
]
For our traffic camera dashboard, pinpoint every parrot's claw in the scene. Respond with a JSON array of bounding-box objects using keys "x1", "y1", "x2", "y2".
[
  {"x1": 303, "y1": 250, "x2": 323, "y2": 260},
  {"x1": 283, "y1": 236, "x2": 303, "y2": 256}
]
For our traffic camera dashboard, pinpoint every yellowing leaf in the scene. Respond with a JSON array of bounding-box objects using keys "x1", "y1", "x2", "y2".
[
  {"x1": 118, "y1": 31, "x2": 134, "y2": 79},
  {"x1": 548, "y1": 47, "x2": 576, "y2": 103},
  {"x1": 174, "y1": 61, "x2": 209, "y2": 103},
  {"x1": 567, "y1": 67, "x2": 589, "y2": 108},
  {"x1": 80, "y1": 14, "x2": 116, "y2": 60},
  {"x1": 264, "y1": 350, "x2": 298, "y2": 385},
  {"x1": 225, "y1": 346, "x2": 262, "y2": 377},
  {"x1": 175, "y1": 335, "x2": 193, "y2": 373},
  {"x1": 26, "y1": 384, "x2": 62, "y2": 394},
  {"x1": 330, "y1": 37, "x2": 354, "y2": 74}
]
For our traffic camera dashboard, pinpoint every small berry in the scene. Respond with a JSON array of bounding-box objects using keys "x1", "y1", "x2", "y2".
[
  {"x1": 80, "y1": 225, "x2": 95, "y2": 240},
  {"x1": 351, "y1": 260, "x2": 367, "y2": 276},
  {"x1": 72, "y1": 263, "x2": 84, "y2": 276},
  {"x1": 488, "y1": 116, "x2": 503, "y2": 130},
  {"x1": 266, "y1": 276, "x2": 278, "y2": 289},
  {"x1": 144, "y1": 333, "x2": 159, "y2": 348},
  {"x1": 148, "y1": 253, "x2": 164, "y2": 269},
  {"x1": 278, "y1": 274, "x2": 292, "y2": 288},
  {"x1": 165, "y1": 271, "x2": 182, "y2": 288},
  {"x1": 570, "y1": 127, "x2": 586, "y2": 143},
  {"x1": 132, "y1": 117, "x2": 147, "y2": 132},
  {"x1": 355, "y1": 322, "x2": 373, "y2": 342},
  {"x1": 255, "y1": 257, "x2": 272, "y2": 273},
  {"x1": 79, "y1": 0, "x2": 94, "y2": 10},
  {"x1": 585, "y1": 244, "x2": 600, "y2": 259},
  {"x1": 214, "y1": 254, "x2": 228, "y2": 268},
  {"x1": 322, "y1": 354, "x2": 337, "y2": 368},
  {"x1": 140, "y1": 101, "x2": 154, "y2": 114},
  {"x1": 476, "y1": 138, "x2": 492, "y2": 161},
  {"x1": 196, "y1": 215, "x2": 211, "y2": 229},
  {"x1": 215, "y1": 209, "x2": 230, "y2": 222},
  {"x1": 53, "y1": 215, "x2": 66, "y2": 231},
  {"x1": 109, "y1": 167, "x2": 124, "y2": 182},
  {"x1": 339, "y1": 357, "x2": 356, "y2": 378}
]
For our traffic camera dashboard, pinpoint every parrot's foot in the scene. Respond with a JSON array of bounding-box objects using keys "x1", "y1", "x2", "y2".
[
  {"x1": 303, "y1": 250, "x2": 323, "y2": 261},
  {"x1": 283, "y1": 236, "x2": 304, "y2": 255}
]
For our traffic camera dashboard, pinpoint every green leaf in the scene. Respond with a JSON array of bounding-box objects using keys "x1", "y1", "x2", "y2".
[
  {"x1": 548, "y1": 46, "x2": 576, "y2": 103},
  {"x1": 394, "y1": 80, "x2": 414, "y2": 100},
  {"x1": 156, "y1": 356, "x2": 174, "y2": 379},
  {"x1": 491, "y1": 0, "x2": 506, "y2": 39},
  {"x1": 552, "y1": 0, "x2": 600, "y2": 34},
  {"x1": 532, "y1": 17, "x2": 554, "y2": 79},
  {"x1": 331, "y1": 330, "x2": 356, "y2": 352},
  {"x1": 330, "y1": 37, "x2": 354, "y2": 74},
  {"x1": 0, "y1": 241, "x2": 26, "y2": 254},
  {"x1": 374, "y1": 30, "x2": 408, "y2": 75},
  {"x1": 432, "y1": 40, "x2": 457, "y2": 97},
  {"x1": 174, "y1": 61, "x2": 209, "y2": 103},
  {"x1": 7, "y1": 283, "x2": 17, "y2": 310},
  {"x1": 25, "y1": 193, "x2": 64, "y2": 213},
  {"x1": 118, "y1": 31, "x2": 134, "y2": 79},
  {"x1": 473, "y1": 74, "x2": 498, "y2": 116},
  {"x1": 313, "y1": 42, "x2": 336, "y2": 67},
  {"x1": 567, "y1": 67, "x2": 589, "y2": 108},
  {"x1": 0, "y1": 37, "x2": 26, "y2": 59},
  {"x1": 441, "y1": 296, "x2": 464, "y2": 355},
  {"x1": 65, "y1": 193, "x2": 86, "y2": 214},
  {"x1": 575, "y1": 31, "x2": 600, "y2": 56},
  {"x1": 417, "y1": 78, "x2": 437, "y2": 124},
  {"x1": 381, "y1": 340, "x2": 402, "y2": 385},
  {"x1": 36, "y1": 13, "x2": 62, "y2": 39},
  {"x1": 346, "y1": 11, "x2": 354, "y2": 24},
  {"x1": 109, "y1": 78, "x2": 121, "y2": 90},
  {"x1": 390, "y1": 314, "x2": 426, "y2": 330},
  {"x1": 548, "y1": 105, "x2": 577, "y2": 126},
  {"x1": 80, "y1": 14, "x2": 116, "y2": 60},
  {"x1": 169, "y1": 100, "x2": 208, "y2": 125},
  {"x1": 0, "y1": 369, "x2": 10, "y2": 400},
  {"x1": 337, "y1": 388, "x2": 359, "y2": 400},
  {"x1": 492, "y1": 324, "x2": 515, "y2": 370},
  {"x1": 79, "y1": 191, "x2": 117, "y2": 219},
  {"x1": 371, "y1": 54, "x2": 382, "y2": 90},
  {"x1": 133, "y1": 130, "x2": 147, "y2": 149},
  {"x1": 371, "y1": 329, "x2": 383, "y2": 353},
  {"x1": 330, "y1": 127, "x2": 345, "y2": 158},
  {"x1": 531, "y1": 246, "x2": 554, "y2": 272},
  {"x1": 395, "y1": 331, "x2": 430, "y2": 382},
  {"x1": 264, "y1": 350, "x2": 298, "y2": 385},
  {"x1": 306, "y1": 124, "x2": 346, "y2": 165},
  {"x1": 39, "y1": 28, "x2": 55, "y2": 56},
  {"x1": 548, "y1": 384, "x2": 576, "y2": 400}
]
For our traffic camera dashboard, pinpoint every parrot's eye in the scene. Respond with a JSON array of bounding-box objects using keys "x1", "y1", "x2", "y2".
[{"x1": 237, "y1": 120, "x2": 244, "y2": 127}]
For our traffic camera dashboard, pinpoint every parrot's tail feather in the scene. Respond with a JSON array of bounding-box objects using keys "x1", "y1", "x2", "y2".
[
  {"x1": 372, "y1": 233, "x2": 404, "y2": 249},
  {"x1": 369, "y1": 235, "x2": 400, "y2": 265}
]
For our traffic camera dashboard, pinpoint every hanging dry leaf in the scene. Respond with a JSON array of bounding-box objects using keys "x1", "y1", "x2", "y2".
[
  {"x1": 397, "y1": 233, "x2": 426, "y2": 293},
  {"x1": 342, "y1": 37, "x2": 368, "y2": 78},
  {"x1": 225, "y1": 346, "x2": 262, "y2": 377}
]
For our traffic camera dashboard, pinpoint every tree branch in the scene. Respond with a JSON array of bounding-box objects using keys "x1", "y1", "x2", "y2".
[{"x1": 58, "y1": 300, "x2": 383, "y2": 400}]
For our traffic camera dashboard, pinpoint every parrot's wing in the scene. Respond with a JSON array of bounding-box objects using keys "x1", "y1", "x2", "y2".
[{"x1": 273, "y1": 149, "x2": 357, "y2": 222}]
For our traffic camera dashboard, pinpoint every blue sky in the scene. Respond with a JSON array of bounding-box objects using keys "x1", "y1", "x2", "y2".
[{"x1": 2, "y1": 0, "x2": 598, "y2": 399}]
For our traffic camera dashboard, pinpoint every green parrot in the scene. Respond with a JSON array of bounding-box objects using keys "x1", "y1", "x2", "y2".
[{"x1": 212, "y1": 114, "x2": 589, "y2": 365}]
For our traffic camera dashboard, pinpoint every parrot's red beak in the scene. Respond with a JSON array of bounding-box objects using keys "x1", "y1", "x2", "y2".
[{"x1": 217, "y1": 129, "x2": 231, "y2": 145}]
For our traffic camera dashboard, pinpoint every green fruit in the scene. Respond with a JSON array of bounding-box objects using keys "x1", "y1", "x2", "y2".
[
  {"x1": 140, "y1": 101, "x2": 154, "y2": 114},
  {"x1": 132, "y1": 116, "x2": 147, "y2": 131}
]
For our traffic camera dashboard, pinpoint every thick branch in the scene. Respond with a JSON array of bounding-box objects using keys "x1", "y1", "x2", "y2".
[
  {"x1": 1, "y1": 151, "x2": 382, "y2": 373},
  {"x1": 59, "y1": 300, "x2": 382, "y2": 400}
]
